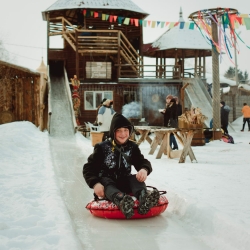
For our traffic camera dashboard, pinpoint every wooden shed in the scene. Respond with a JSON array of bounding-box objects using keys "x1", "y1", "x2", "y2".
[{"x1": 0, "y1": 60, "x2": 48, "y2": 130}]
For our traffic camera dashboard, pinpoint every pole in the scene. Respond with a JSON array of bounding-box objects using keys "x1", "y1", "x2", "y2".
[
  {"x1": 211, "y1": 20, "x2": 222, "y2": 140},
  {"x1": 233, "y1": 30, "x2": 238, "y2": 121}
]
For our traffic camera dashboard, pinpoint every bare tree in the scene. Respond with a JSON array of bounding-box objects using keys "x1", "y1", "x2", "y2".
[{"x1": 0, "y1": 40, "x2": 10, "y2": 61}]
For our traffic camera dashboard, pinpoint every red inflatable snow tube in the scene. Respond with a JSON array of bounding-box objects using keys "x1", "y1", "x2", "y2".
[{"x1": 86, "y1": 191, "x2": 168, "y2": 219}]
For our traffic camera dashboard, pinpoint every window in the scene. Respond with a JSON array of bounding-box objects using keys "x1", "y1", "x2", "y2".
[
  {"x1": 123, "y1": 91, "x2": 137, "y2": 104},
  {"x1": 84, "y1": 91, "x2": 113, "y2": 110}
]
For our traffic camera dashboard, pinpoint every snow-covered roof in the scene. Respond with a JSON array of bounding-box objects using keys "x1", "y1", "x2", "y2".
[
  {"x1": 0, "y1": 59, "x2": 40, "y2": 76},
  {"x1": 143, "y1": 9, "x2": 212, "y2": 58},
  {"x1": 42, "y1": 0, "x2": 148, "y2": 20},
  {"x1": 238, "y1": 84, "x2": 250, "y2": 92},
  {"x1": 205, "y1": 73, "x2": 237, "y2": 86},
  {"x1": 151, "y1": 27, "x2": 211, "y2": 51}
]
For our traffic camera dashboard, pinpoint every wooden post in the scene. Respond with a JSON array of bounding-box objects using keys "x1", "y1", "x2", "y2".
[
  {"x1": 181, "y1": 83, "x2": 189, "y2": 113},
  {"x1": 75, "y1": 31, "x2": 79, "y2": 79},
  {"x1": 117, "y1": 31, "x2": 121, "y2": 80},
  {"x1": 46, "y1": 13, "x2": 50, "y2": 65},
  {"x1": 211, "y1": 19, "x2": 222, "y2": 140}
]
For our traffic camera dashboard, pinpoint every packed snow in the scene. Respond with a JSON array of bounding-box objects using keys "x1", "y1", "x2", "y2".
[{"x1": 0, "y1": 118, "x2": 250, "y2": 250}]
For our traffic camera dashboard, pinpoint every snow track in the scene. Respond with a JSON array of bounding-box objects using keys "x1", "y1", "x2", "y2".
[
  {"x1": 47, "y1": 68, "x2": 249, "y2": 249},
  {"x1": 47, "y1": 70, "x2": 211, "y2": 249}
]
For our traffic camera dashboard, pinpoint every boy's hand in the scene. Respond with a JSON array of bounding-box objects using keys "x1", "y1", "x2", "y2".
[
  {"x1": 93, "y1": 183, "x2": 105, "y2": 197},
  {"x1": 136, "y1": 169, "x2": 148, "y2": 182}
]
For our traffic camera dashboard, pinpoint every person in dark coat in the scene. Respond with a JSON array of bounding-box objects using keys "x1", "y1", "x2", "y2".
[
  {"x1": 160, "y1": 95, "x2": 178, "y2": 149},
  {"x1": 220, "y1": 101, "x2": 230, "y2": 134},
  {"x1": 174, "y1": 96, "x2": 182, "y2": 117},
  {"x1": 83, "y1": 113, "x2": 159, "y2": 219}
]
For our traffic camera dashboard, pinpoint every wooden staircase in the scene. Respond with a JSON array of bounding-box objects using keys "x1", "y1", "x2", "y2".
[{"x1": 48, "y1": 17, "x2": 142, "y2": 78}]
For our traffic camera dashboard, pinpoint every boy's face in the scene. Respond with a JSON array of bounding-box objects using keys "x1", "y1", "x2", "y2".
[{"x1": 115, "y1": 127, "x2": 130, "y2": 145}]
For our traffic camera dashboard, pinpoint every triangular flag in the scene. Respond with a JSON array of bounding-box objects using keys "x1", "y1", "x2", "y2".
[
  {"x1": 189, "y1": 22, "x2": 195, "y2": 30},
  {"x1": 157, "y1": 21, "x2": 161, "y2": 27},
  {"x1": 174, "y1": 22, "x2": 179, "y2": 27},
  {"x1": 102, "y1": 14, "x2": 106, "y2": 20},
  {"x1": 240, "y1": 14, "x2": 248, "y2": 25},
  {"x1": 109, "y1": 15, "x2": 114, "y2": 22},
  {"x1": 90, "y1": 11, "x2": 93, "y2": 17},
  {"x1": 169, "y1": 22, "x2": 175, "y2": 28},
  {"x1": 94, "y1": 12, "x2": 99, "y2": 18},
  {"x1": 83, "y1": 10, "x2": 87, "y2": 16},
  {"x1": 236, "y1": 16, "x2": 242, "y2": 25},
  {"x1": 143, "y1": 20, "x2": 147, "y2": 27},
  {"x1": 165, "y1": 22, "x2": 170, "y2": 26},
  {"x1": 118, "y1": 16, "x2": 124, "y2": 24},
  {"x1": 228, "y1": 14, "x2": 237, "y2": 29},
  {"x1": 105, "y1": 14, "x2": 109, "y2": 21},
  {"x1": 185, "y1": 22, "x2": 189, "y2": 29},
  {"x1": 134, "y1": 19, "x2": 139, "y2": 27},
  {"x1": 160, "y1": 21, "x2": 165, "y2": 28},
  {"x1": 223, "y1": 14, "x2": 230, "y2": 25},
  {"x1": 124, "y1": 18, "x2": 130, "y2": 25},
  {"x1": 180, "y1": 22, "x2": 185, "y2": 29},
  {"x1": 113, "y1": 16, "x2": 117, "y2": 22},
  {"x1": 130, "y1": 18, "x2": 134, "y2": 25},
  {"x1": 244, "y1": 18, "x2": 250, "y2": 30},
  {"x1": 151, "y1": 21, "x2": 156, "y2": 28},
  {"x1": 139, "y1": 19, "x2": 143, "y2": 26},
  {"x1": 147, "y1": 20, "x2": 151, "y2": 26}
]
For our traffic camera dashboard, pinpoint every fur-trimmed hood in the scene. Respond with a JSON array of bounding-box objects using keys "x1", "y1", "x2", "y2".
[{"x1": 109, "y1": 113, "x2": 134, "y2": 142}]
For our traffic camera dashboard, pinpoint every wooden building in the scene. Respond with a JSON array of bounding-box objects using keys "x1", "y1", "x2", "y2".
[
  {"x1": 0, "y1": 60, "x2": 48, "y2": 130},
  {"x1": 42, "y1": 1, "x2": 212, "y2": 126}
]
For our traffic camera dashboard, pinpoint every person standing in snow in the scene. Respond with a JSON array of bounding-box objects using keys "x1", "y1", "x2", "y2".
[
  {"x1": 93, "y1": 98, "x2": 107, "y2": 126},
  {"x1": 160, "y1": 95, "x2": 178, "y2": 150},
  {"x1": 97, "y1": 99, "x2": 116, "y2": 140},
  {"x1": 220, "y1": 101, "x2": 230, "y2": 134},
  {"x1": 241, "y1": 103, "x2": 250, "y2": 132},
  {"x1": 83, "y1": 113, "x2": 160, "y2": 219}
]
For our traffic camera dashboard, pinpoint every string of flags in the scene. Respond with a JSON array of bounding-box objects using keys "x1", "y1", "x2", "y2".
[{"x1": 81, "y1": 10, "x2": 250, "y2": 30}]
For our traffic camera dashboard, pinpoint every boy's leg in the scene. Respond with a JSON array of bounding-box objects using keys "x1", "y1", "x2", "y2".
[
  {"x1": 100, "y1": 177, "x2": 134, "y2": 219},
  {"x1": 126, "y1": 175, "x2": 160, "y2": 215},
  {"x1": 100, "y1": 177, "x2": 121, "y2": 201}
]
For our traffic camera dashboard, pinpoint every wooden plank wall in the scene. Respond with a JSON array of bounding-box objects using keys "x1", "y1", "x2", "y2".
[
  {"x1": 77, "y1": 83, "x2": 180, "y2": 126},
  {"x1": 0, "y1": 64, "x2": 41, "y2": 126}
]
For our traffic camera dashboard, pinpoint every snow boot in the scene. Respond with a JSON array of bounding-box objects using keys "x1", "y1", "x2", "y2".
[
  {"x1": 113, "y1": 192, "x2": 134, "y2": 219},
  {"x1": 138, "y1": 188, "x2": 160, "y2": 215}
]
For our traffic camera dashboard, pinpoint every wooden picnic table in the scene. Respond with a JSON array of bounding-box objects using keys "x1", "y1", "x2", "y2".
[{"x1": 134, "y1": 126, "x2": 201, "y2": 163}]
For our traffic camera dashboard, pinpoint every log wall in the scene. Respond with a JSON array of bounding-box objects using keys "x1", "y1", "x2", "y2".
[{"x1": 0, "y1": 62, "x2": 42, "y2": 127}]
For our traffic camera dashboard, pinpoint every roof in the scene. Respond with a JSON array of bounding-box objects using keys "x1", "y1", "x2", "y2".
[
  {"x1": 0, "y1": 60, "x2": 40, "y2": 76},
  {"x1": 152, "y1": 27, "x2": 211, "y2": 51},
  {"x1": 42, "y1": 0, "x2": 148, "y2": 20},
  {"x1": 143, "y1": 8, "x2": 212, "y2": 58},
  {"x1": 143, "y1": 26, "x2": 212, "y2": 58},
  {"x1": 205, "y1": 73, "x2": 237, "y2": 86}
]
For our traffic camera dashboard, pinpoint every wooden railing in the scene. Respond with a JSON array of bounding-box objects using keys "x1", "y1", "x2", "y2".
[
  {"x1": 48, "y1": 17, "x2": 142, "y2": 77},
  {"x1": 48, "y1": 17, "x2": 199, "y2": 80}
]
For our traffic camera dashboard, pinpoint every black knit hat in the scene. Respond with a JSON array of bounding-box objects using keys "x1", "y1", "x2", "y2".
[{"x1": 220, "y1": 101, "x2": 225, "y2": 106}]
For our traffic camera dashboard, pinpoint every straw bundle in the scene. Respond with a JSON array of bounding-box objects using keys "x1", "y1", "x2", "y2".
[{"x1": 179, "y1": 107, "x2": 207, "y2": 126}]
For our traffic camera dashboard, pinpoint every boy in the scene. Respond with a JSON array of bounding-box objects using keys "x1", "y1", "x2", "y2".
[{"x1": 83, "y1": 113, "x2": 159, "y2": 219}]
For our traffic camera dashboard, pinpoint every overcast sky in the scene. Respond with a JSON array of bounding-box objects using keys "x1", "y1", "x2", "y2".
[{"x1": 0, "y1": 0, "x2": 249, "y2": 75}]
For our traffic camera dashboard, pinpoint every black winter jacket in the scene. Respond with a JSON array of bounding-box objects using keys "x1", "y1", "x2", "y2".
[
  {"x1": 162, "y1": 101, "x2": 177, "y2": 127},
  {"x1": 83, "y1": 113, "x2": 152, "y2": 188}
]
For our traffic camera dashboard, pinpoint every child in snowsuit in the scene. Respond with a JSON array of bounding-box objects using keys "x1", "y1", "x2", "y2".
[{"x1": 83, "y1": 113, "x2": 159, "y2": 219}]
